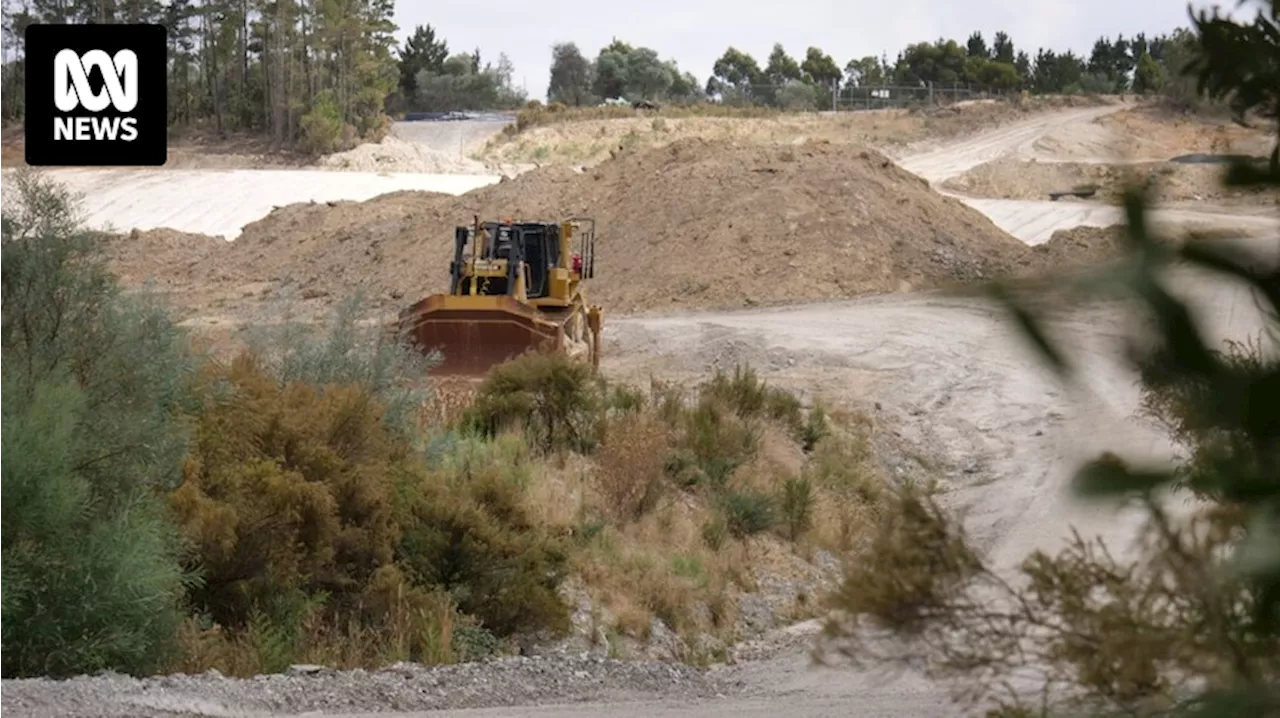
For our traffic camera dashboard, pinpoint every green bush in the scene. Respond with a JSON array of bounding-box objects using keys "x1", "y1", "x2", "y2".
[
  {"x1": 703, "y1": 364, "x2": 769, "y2": 417},
  {"x1": 299, "y1": 90, "x2": 346, "y2": 155},
  {"x1": 800, "y1": 405, "x2": 830, "y2": 452},
  {"x1": 779, "y1": 475, "x2": 815, "y2": 539},
  {"x1": 397, "y1": 466, "x2": 571, "y2": 638},
  {"x1": 672, "y1": 398, "x2": 760, "y2": 489},
  {"x1": 463, "y1": 350, "x2": 602, "y2": 454},
  {"x1": 1, "y1": 171, "x2": 194, "y2": 677},
  {"x1": 722, "y1": 490, "x2": 777, "y2": 537},
  {"x1": 243, "y1": 291, "x2": 437, "y2": 438}
]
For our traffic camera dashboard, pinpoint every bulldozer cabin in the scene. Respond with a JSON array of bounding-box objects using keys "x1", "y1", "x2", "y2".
[{"x1": 397, "y1": 217, "x2": 603, "y2": 376}]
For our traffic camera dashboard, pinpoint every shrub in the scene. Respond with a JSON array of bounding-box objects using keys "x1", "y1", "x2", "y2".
[
  {"x1": 397, "y1": 466, "x2": 571, "y2": 638},
  {"x1": 779, "y1": 475, "x2": 815, "y2": 539},
  {"x1": 243, "y1": 291, "x2": 437, "y2": 438},
  {"x1": 463, "y1": 350, "x2": 601, "y2": 454},
  {"x1": 1, "y1": 171, "x2": 194, "y2": 677},
  {"x1": 173, "y1": 567, "x2": 464, "y2": 675},
  {"x1": 722, "y1": 490, "x2": 777, "y2": 537},
  {"x1": 299, "y1": 90, "x2": 346, "y2": 155},
  {"x1": 170, "y1": 353, "x2": 405, "y2": 628},
  {"x1": 703, "y1": 364, "x2": 768, "y2": 417},
  {"x1": 2, "y1": 377, "x2": 192, "y2": 677},
  {"x1": 596, "y1": 411, "x2": 669, "y2": 522},
  {"x1": 800, "y1": 405, "x2": 831, "y2": 452},
  {"x1": 671, "y1": 398, "x2": 761, "y2": 489}
]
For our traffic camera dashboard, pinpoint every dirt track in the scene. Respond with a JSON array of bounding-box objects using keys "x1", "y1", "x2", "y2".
[{"x1": 895, "y1": 105, "x2": 1278, "y2": 243}]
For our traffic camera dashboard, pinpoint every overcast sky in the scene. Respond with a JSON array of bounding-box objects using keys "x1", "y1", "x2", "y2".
[{"x1": 393, "y1": 0, "x2": 1238, "y2": 101}]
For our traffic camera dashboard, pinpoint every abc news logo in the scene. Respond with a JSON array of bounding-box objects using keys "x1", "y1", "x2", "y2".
[
  {"x1": 25, "y1": 24, "x2": 167, "y2": 166},
  {"x1": 54, "y1": 49, "x2": 140, "y2": 142}
]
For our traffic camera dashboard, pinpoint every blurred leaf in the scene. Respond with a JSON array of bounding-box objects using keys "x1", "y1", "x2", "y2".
[
  {"x1": 1231, "y1": 512, "x2": 1280, "y2": 579},
  {"x1": 1179, "y1": 239, "x2": 1280, "y2": 317},
  {"x1": 1132, "y1": 271, "x2": 1220, "y2": 378},
  {"x1": 1074, "y1": 453, "x2": 1175, "y2": 496},
  {"x1": 986, "y1": 282, "x2": 1072, "y2": 378}
]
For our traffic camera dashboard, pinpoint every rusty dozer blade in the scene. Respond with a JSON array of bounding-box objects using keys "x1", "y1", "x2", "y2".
[{"x1": 396, "y1": 294, "x2": 574, "y2": 376}]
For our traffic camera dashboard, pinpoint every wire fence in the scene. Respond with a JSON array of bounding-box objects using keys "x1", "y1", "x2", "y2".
[{"x1": 708, "y1": 82, "x2": 999, "y2": 113}]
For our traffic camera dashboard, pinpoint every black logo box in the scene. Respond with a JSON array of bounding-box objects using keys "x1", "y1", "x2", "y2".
[{"x1": 25, "y1": 23, "x2": 168, "y2": 167}]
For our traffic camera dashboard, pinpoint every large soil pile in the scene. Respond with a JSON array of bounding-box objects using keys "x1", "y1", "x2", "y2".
[{"x1": 109, "y1": 138, "x2": 1038, "y2": 322}]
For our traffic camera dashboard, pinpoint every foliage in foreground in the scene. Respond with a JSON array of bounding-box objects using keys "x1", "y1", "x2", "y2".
[
  {"x1": 1, "y1": 171, "x2": 196, "y2": 677},
  {"x1": 820, "y1": 4, "x2": 1280, "y2": 714}
]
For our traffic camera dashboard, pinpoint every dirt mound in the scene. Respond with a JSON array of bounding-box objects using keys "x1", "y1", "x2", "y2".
[
  {"x1": 108, "y1": 138, "x2": 1038, "y2": 322},
  {"x1": 1022, "y1": 221, "x2": 1274, "y2": 274},
  {"x1": 943, "y1": 157, "x2": 1278, "y2": 207},
  {"x1": 104, "y1": 227, "x2": 226, "y2": 285},
  {"x1": 1025, "y1": 226, "x2": 1128, "y2": 269},
  {"x1": 319, "y1": 135, "x2": 492, "y2": 174}
]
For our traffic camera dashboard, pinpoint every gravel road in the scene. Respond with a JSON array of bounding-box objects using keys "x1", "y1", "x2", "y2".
[{"x1": 6, "y1": 106, "x2": 1274, "y2": 718}]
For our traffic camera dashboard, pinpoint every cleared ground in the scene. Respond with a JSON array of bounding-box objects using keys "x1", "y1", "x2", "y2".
[
  {"x1": 0, "y1": 168, "x2": 499, "y2": 239},
  {"x1": 4, "y1": 102, "x2": 1275, "y2": 718}
]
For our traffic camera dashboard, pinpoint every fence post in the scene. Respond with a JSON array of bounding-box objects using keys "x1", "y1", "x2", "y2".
[{"x1": 928, "y1": 81, "x2": 934, "y2": 106}]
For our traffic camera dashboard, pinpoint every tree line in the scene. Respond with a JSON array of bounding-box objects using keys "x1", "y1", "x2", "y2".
[
  {"x1": 0, "y1": 4, "x2": 1222, "y2": 151},
  {"x1": 548, "y1": 29, "x2": 1202, "y2": 110},
  {"x1": 1, "y1": 0, "x2": 402, "y2": 153}
]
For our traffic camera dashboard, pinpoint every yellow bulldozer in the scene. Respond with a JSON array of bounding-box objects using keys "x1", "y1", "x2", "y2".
[{"x1": 396, "y1": 217, "x2": 603, "y2": 375}]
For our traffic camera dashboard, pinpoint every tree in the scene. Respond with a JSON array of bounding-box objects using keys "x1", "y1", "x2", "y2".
[
  {"x1": 1158, "y1": 28, "x2": 1204, "y2": 108},
  {"x1": 667, "y1": 65, "x2": 704, "y2": 102},
  {"x1": 991, "y1": 30, "x2": 1014, "y2": 64},
  {"x1": 398, "y1": 24, "x2": 448, "y2": 100},
  {"x1": 708, "y1": 46, "x2": 764, "y2": 101},
  {"x1": 413, "y1": 50, "x2": 526, "y2": 112},
  {"x1": 844, "y1": 55, "x2": 888, "y2": 87},
  {"x1": 1132, "y1": 51, "x2": 1164, "y2": 94},
  {"x1": 764, "y1": 43, "x2": 802, "y2": 85},
  {"x1": 966, "y1": 31, "x2": 989, "y2": 59},
  {"x1": 801, "y1": 46, "x2": 842, "y2": 87},
  {"x1": 626, "y1": 46, "x2": 674, "y2": 99},
  {"x1": 592, "y1": 39, "x2": 632, "y2": 99},
  {"x1": 1014, "y1": 50, "x2": 1031, "y2": 84},
  {"x1": 547, "y1": 42, "x2": 594, "y2": 106},
  {"x1": 1032, "y1": 48, "x2": 1086, "y2": 93},
  {"x1": 1189, "y1": 0, "x2": 1279, "y2": 174},
  {"x1": 895, "y1": 40, "x2": 968, "y2": 86}
]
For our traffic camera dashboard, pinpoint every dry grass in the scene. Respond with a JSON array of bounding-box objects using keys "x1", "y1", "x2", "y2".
[
  {"x1": 477, "y1": 95, "x2": 1116, "y2": 167},
  {"x1": 171, "y1": 574, "x2": 463, "y2": 676},
  {"x1": 506, "y1": 102, "x2": 781, "y2": 134},
  {"x1": 500, "y1": 364, "x2": 890, "y2": 653}
]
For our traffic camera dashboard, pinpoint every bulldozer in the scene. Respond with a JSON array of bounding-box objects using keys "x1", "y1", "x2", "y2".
[{"x1": 396, "y1": 217, "x2": 603, "y2": 375}]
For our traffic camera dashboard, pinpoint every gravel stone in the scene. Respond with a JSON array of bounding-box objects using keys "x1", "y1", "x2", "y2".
[{"x1": 3, "y1": 654, "x2": 733, "y2": 718}]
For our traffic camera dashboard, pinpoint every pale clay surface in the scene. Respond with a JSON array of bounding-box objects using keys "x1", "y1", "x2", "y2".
[{"x1": 4, "y1": 106, "x2": 1276, "y2": 718}]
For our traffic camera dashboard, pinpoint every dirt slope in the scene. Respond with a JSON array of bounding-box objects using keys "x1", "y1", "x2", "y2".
[
  {"x1": 108, "y1": 138, "x2": 1035, "y2": 322},
  {"x1": 942, "y1": 157, "x2": 1279, "y2": 206},
  {"x1": 477, "y1": 96, "x2": 1114, "y2": 167}
]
